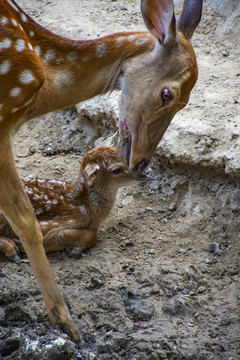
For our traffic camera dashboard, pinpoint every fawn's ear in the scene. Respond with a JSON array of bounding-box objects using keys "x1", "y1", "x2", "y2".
[
  {"x1": 141, "y1": 0, "x2": 176, "y2": 47},
  {"x1": 84, "y1": 163, "x2": 100, "y2": 185}
]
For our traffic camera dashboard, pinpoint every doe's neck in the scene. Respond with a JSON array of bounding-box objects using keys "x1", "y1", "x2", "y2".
[{"x1": 22, "y1": 12, "x2": 155, "y2": 119}]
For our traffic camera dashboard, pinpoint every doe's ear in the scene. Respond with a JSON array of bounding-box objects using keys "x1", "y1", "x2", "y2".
[
  {"x1": 141, "y1": 0, "x2": 176, "y2": 47},
  {"x1": 178, "y1": 0, "x2": 203, "y2": 39}
]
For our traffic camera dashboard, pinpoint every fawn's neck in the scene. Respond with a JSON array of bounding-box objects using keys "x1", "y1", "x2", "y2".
[{"x1": 71, "y1": 174, "x2": 118, "y2": 214}]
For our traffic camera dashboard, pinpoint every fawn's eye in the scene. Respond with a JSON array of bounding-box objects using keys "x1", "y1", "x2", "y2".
[{"x1": 111, "y1": 167, "x2": 122, "y2": 174}]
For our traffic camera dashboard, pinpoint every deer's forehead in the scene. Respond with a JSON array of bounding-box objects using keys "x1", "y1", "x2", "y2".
[{"x1": 124, "y1": 39, "x2": 197, "y2": 88}]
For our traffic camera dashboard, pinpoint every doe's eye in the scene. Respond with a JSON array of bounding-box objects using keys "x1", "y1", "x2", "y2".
[
  {"x1": 156, "y1": 88, "x2": 174, "y2": 112},
  {"x1": 162, "y1": 88, "x2": 173, "y2": 102}
]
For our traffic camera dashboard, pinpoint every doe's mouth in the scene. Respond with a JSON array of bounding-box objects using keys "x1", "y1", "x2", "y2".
[{"x1": 119, "y1": 118, "x2": 152, "y2": 176}]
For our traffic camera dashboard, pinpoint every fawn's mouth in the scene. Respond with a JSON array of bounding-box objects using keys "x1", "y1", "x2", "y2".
[
  {"x1": 136, "y1": 166, "x2": 153, "y2": 182},
  {"x1": 135, "y1": 160, "x2": 153, "y2": 181}
]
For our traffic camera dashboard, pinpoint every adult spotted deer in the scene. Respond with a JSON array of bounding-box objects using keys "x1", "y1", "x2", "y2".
[
  {"x1": 0, "y1": 0, "x2": 203, "y2": 343},
  {"x1": 0, "y1": 146, "x2": 149, "y2": 254}
]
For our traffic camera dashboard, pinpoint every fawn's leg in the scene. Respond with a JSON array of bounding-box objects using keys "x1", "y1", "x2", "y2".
[
  {"x1": 0, "y1": 137, "x2": 80, "y2": 343},
  {"x1": 42, "y1": 228, "x2": 97, "y2": 253},
  {"x1": 0, "y1": 236, "x2": 20, "y2": 261}
]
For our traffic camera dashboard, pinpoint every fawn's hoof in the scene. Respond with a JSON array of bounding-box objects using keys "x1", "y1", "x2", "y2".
[{"x1": 9, "y1": 253, "x2": 21, "y2": 262}]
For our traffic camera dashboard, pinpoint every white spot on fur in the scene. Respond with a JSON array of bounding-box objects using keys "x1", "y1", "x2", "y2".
[
  {"x1": 50, "y1": 179, "x2": 63, "y2": 185},
  {"x1": 67, "y1": 52, "x2": 78, "y2": 61},
  {"x1": 40, "y1": 221, "x2": 48, "y2": 226},
  {"x1": 1, "y1": 17, "x2": 9, "y2": 25},
  {"x1": 0, "y1": 60, "x2": 11, "y2": 74},
  {"x1": 7, "y1": 0, "x2": 19, "y2": 12},
  {"x1": 33, "y1": 194, "x2": 41, "y2": 200},
  {"x1": 0, "y1": 38, "x2": 12, "y2": 51},
  {"x1": 60, "y1": 195, "x2": 64, "y2": 201},
  {"x1": 52, "y1": 200, "x2": 58, "y2": 205},
  {"x1": 9, "y1": 87, "x2": 21, "y2": 97},
  {"x1": 11, "y1": 107, "x2": 19, "y2": 113},
  {"x1": 136, "y1": 37, "x2": 149, "y2": 44},
  {"x1": 34, "y1": 45, "x2": 42, "y2": 57},
  {"x1": 15, "y1": 39, "x2": 25, "y2": 51},
  {"x1": 128, "y1": 35, "x2": 138, "y2": 41},
  {"x1": 44, "y1": 49, "x2": 56, "y2": 63},
  {"x1": 116, "y1": 37, "x2": 125, "y2": 44},
  {"x1": 54, "y1": 71, "x2": 72, "y2": 88},
  {"x1": 11, "y1": 18, "x2": 18, "y2": 27},
  {"x1": 56, "y1": 57, "x2": 64, "y2": 65},
  {"x1": 97, "y1": 43, "x2": 107, "y2": 58},
  {"x1": 19, "y1": 70, "x2": 34, "y2": 84},
  {"x1": 20, "y1": 13, "x2": 28, "y2": 23},
  {"x1": 80, "y1": 205, "x2": 87, "y2": 215},
  {"x1": 28, "y1": 43, "x2": 34, "y2": 51},
  {"x1": 36, "y1": 208, "x2": 44, "y2": 215},
  {"x1": 29, "y1": 30, "x2": 35, "y2": 37},
  {"x1": 23, "y1": 94, "x2": 35, "y2": 107}
]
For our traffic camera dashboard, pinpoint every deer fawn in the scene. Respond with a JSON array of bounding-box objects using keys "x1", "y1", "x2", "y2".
[
  {"x1": 0, "y1": 0, "x2": 203, "y2": 343},
  {"x1": 0, "y1": 146, "x2": 149, "y2": 255}
]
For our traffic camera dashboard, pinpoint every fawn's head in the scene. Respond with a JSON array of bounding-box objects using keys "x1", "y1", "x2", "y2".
[
  {"x1": 117, "y1": 0, "x2": 203, "y2": 172},
  {"x1": 80, "y1": 146, "x2": 149, "y2": 189}
]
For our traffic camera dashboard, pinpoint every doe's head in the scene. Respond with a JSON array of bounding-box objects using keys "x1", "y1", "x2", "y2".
[{"x1": 117, "y1": 0, "x2": 203, "y2": 171}]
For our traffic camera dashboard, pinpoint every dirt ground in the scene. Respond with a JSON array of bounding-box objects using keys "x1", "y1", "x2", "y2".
[{"x1": 0, "y1": 1, "x2": 239, "y2": 359}]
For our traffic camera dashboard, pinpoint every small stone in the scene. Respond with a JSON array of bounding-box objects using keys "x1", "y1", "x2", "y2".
[
  {"x1": 221, "y1": 50, "x2": 229, "y2": 56},
  {"x1": 0, "y1": 337, "x2": 21, "y2": 358},
  {"x1": 96, "y1": 342, "x2": 113, "y2": 354},
  {"x1": 146, "y1": 206, "x2": 153, "y2": 211},
  {"x1": 162, "y1": 300, "x2": 186, "y2": 316},
  {"x1": 197, "y1": 286, "x2": 207, "y2": 293},
  {"x1": 161, "y1": 266, "x2": 170, "y2": 274},
  {"x1": 123, "y1": 291, "x2": 155, "y2": 321},
  {"x1": 88, "y1": 277, "x2": 104, "y2": 289},
  {"x1": 4, "y1": 304, "x2": 32, "y2": 323},
  {"x1": 66, "y1": 247, "x2": 83, "y2": 259},
  {"x1": 219, "y1": 317, "x2": 232, "y2": 326},
  {"x1": 209, "y1": 242, "x2": 222, "y2": 255},
  {"x1": 169, "y1": 202, "x2": 177, "y2": 211}
]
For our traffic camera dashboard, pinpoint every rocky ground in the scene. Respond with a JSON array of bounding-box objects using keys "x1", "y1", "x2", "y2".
[{"x1": 0, "y1": 0, "x2": 239, "y2": 359}]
